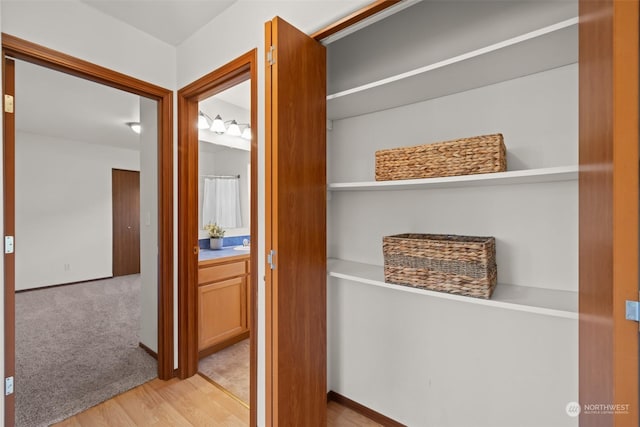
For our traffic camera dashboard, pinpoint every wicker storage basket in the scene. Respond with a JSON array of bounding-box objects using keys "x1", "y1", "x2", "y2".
[
  {"x1": 383, "y1": 233, "x2": 497, "y2": 299},
  {"x1": 375, "y1": 134, "x2": 506, "y2": 181}
]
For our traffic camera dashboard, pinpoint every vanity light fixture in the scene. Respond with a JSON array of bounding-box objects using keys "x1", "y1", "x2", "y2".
[
  {"x1": 200, "y1": 111, "x2": 252, "y2": 140},
  {"x1": 127, "y1": 122, "x2": 141, "y2": 134}
]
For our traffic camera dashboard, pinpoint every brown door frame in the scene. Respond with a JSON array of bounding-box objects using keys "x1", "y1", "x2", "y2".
[
  {"x1": 177, "y1": 49, "x2": 258, "y2": 426},
  {"x1": 112, "y1": 169, "x2": 141, "y2": 277},
  {"x1": 2, "y1": 55, "x2": 15, "y2": 427},
  {"x1": 578, "y1": 0, "x2": 639, "y2": 426},
  {"x1": 2, "y1": 34, "x2": 174, "y2": 427}
]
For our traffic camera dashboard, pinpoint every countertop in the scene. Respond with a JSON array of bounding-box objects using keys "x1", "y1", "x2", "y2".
[{"x1": 199, "y1": 246, "x2": 250, "y2": 262}]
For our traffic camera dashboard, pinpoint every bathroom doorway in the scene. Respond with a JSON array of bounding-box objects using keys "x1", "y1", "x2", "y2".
[
  {"x1": 177, "y1": 50, "x2": 257, "y2": 425},
  {"x1": 197, "y1": 80, "x2": 252, "y2": 404}
]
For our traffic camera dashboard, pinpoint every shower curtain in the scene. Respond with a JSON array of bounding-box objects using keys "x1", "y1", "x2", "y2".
[{"x1": 202, "y1": 177, "x2": 242, "y2": 228}]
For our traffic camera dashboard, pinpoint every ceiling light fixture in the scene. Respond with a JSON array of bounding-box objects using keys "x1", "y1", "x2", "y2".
[{"x1": 127, "y1": 122, "x2": 141, "y2": 134}]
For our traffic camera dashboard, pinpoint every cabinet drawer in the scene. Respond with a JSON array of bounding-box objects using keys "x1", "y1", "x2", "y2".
[{"x1": 199, "y1": 260, "x2": 246, "y2": 284}]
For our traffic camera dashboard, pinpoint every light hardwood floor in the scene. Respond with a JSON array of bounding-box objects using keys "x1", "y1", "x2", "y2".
[{"x1": 54, "y1": 375, "x2": 382, "y2": 426}]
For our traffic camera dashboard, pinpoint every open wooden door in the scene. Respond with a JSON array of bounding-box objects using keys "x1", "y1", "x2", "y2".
[
  {"x1": 579, "y1": 0, "x2": 639, "y2": 426},
  {"x1": 265, "y1": 17, "x2": 327, "y2": 426}
]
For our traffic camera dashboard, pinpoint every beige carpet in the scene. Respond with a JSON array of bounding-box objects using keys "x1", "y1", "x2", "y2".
[
  {"x1": 199, "y1": 339, "x2": 249, "y2": 403},
  {"x1": 15, "y1": 275, "x2": 157, "y2": 427}
]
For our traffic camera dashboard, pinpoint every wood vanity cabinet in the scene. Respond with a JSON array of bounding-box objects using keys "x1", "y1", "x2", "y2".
[{"x1": 198, "y1": 254, "x2": 250, "y2": 357}]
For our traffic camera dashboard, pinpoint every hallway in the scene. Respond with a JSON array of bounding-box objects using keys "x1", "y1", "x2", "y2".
[{"x1": 54, "y1": 375, "x2": 382, "y2": 426}]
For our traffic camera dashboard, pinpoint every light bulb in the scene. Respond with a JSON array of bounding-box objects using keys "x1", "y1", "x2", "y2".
[
  {"x1": 241, "y1": 126, "x2": 252, "y2": 140},
  {"x1": 227, "y1": 120, "x2": 241, "y2": 137},
  {"x1": 127, "y1": 122, "x2": 141, "y2": 134},
  {"x1": 198, "y1": 111, "x2": 210, "y2": 129},
  {"x1": 211, "y1": 114, "x2": 226, "y2": 134}
]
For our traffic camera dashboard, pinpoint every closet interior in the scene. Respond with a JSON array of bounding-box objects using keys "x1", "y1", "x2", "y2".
[{"x1": 323, "y1": 1, "x2": 578, "y2": 425}]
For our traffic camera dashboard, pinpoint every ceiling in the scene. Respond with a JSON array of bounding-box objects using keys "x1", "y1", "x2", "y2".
[
  {"x1": 15, "y1": 60, "x2": 251, "y2": 152},
  {"x1": 81, "y1": 0, "x2": 237, "y2": 46},
  {"x1": 15, "y1": 59, "x2": 142, "y2": 150},
  {"x1": 211, "y1": 80, "x2": 251, "y2": 111}
]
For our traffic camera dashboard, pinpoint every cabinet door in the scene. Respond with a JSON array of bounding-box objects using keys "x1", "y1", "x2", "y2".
[
  {"x1": 198, "y1": 277, "x2": 247, "y2": 351},
  {"x1": 265, "y1": 16, "x2": 327, "y2": 427}
]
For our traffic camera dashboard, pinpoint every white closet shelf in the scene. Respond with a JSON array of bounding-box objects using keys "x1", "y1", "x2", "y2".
[
  {"x1": 327, "y1": 18, "x2": 578, "y2": 120},
  {"x1": 328, "y1": 259, "x2": 578, "y2": 319},
  {"x1": 328, "y1": 165, "x2": 578, "y2": 191}
]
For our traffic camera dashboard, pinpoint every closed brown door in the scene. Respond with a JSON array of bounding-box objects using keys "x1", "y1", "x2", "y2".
[
  {"x1": 265, "y1": 16, "x2": 327, "y2": 426},
  {"x1": 112, "y1": 169, "x2": 140, "y2": 276}
]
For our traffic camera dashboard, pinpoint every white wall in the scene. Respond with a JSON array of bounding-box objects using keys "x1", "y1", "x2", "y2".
[
  {"x1": 1, "y1": 1, "x2": 176, "y2": 89},
  {"x1": 176, "y1": 1, "x2": 371, "y2": 88},
  {"x1": 139, "y1": 98, "x2": 159, "y2": 352},
  {"x1": 15, "y1": 132, "x2": 140, "y2": 290},
  {"x1": 328, "y1": 283, "x2": 578, "y2": 426}
]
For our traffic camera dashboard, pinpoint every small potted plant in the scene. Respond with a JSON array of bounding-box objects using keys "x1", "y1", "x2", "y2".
[{"x1": 204, "y1": 223, "x2": 225, "y2": 250}]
